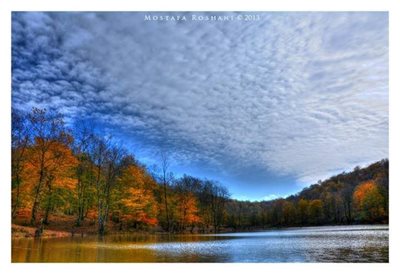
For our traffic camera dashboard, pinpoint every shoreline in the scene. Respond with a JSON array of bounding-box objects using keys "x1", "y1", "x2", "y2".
[
  {"x1": 12, "y1": 222, "x2": 388, "y2": 240},
  {"x1": 12, "y1": 224, "x2": 72, "y2": 239}
]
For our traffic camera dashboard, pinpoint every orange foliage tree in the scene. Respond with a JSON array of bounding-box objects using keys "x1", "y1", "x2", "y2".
[
  {"x1": 23, "y1": 108, "x2": 76, "y2": 225},
  {"x1": 22, "y1": 139, "x2": 78, "y2": 224},
  {"x1": 353, "y1": 180, "x2": 386, "y2": 222},
  {"x1": 114, "y1": 164, "x2": 158, "y2": 228},
  {"x1": 41, "y1": 141, "x2": 78, "y2": 224},
  {"x1": 176, "y1": 192, "x2": 200, "y2": 232}
]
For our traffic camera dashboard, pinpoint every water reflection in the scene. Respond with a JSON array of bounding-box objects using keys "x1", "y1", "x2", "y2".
[{"x1": 12, "y1": 225, "x2": 388, "y2": 263}]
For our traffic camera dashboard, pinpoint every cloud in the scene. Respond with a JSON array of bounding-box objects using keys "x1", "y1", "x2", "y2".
[{"x1": 12, "y1": 12, "x2": 388, "y2": 196}]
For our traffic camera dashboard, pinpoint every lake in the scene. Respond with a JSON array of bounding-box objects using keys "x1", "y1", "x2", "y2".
[{"x1": 12, "y1": 225, "x2": 388, "y2": 263}]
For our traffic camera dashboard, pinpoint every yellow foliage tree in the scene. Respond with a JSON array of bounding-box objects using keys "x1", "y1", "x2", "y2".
[{"x1": 116, "y1": 165, "x2": 158, "y2": 227}]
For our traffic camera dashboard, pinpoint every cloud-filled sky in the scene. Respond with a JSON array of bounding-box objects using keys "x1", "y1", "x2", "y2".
[{"x1": 12, "y1": 12, "x2": 388, "y2": 201}]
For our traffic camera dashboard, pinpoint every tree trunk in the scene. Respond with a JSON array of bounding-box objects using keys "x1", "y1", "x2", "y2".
[
  {"x1": 98, "y1": 217, "x2": 105, "y2": 235},
  {"x1": 98, "y1": 200, "x2": 106, "y2": 235},
  {"x1": 43, "y1": 184, "x2": 53, "y2": 225},
  {"x1": 31, "y1": 177, "x2": 43, "y2": 225},
  {"x1": 344, "y1": 200, "x2": 352, "y2": 224},
  {"x1": 76, "y1": 177, "x2": 85, "y2": 226},
  {"x1": 44, "y1": 201, "x2": 51, "y2": 225},
  {"x1": 30, "y1": 152, "x2": 46, "y2": 225},
  {"x1": 95, "y1": 163, "x2": 104, "y2": 235},
  {"x1": 12, "y1": 176, "x2": 21, "y2": 219},
  {"x1": 12, "y1": 137, "x2": 28, "y2": 219},
  {"x1": 163, "y1": 182, "x2": 170, "y2": 232}
]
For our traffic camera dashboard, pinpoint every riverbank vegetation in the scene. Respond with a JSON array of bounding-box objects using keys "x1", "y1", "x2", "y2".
[{"x1": 12, "y1": 108, "x2": 389, "y2": 236}]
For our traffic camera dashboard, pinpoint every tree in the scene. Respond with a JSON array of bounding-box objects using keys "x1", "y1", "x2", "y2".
[
  {"x1": 72, "y1": 123, "x2": 96, "y2": 226},
  {"x1": 309, "y1": 199, "x2": 324, "y2": 225},
  {"x1": 115, "y1": 163, "x2": 158, "y2": 229},
  {"x1": 174, "y1": 177, "x2": 201, "y2": 232},
  {"x1": 11, "y1": 108, "x2": 31, "y2": 218},
  {"x1": 158, "y1": 151, "x2": 173, "y2": 232},
  {"x1": 96, "y1": 141, "x2": 125, "y2": 235},
  {"x1": 40, "y1": 140, "x2": 78, "y2": 224},
  {"x1": 282, "y1": 201, "x2": 296, "y2": 225},
  {"x1": 341, "y1": 181, "x2": 354, "y2": 224},
  {"x1": 297, "y1": 199, "x2": 309, "y2": 225},
  {"x1": 89, "y1": 135, "x2": 109, "y2": 234},
  {"x1": 209, "y1": 181, "x2": 229, "y2": 233},
  {"x1": 26, "y1": 108, "x2": 70, "y2": 225},
  {"x1": 353, "y1": 180, "x2": 385, "y2": 222}
]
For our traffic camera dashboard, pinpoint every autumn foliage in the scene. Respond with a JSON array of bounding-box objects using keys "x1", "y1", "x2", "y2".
[
  {"x1": 12, "y1": 108, "x2": 389, "y2": 235},
  {"x1": 353, "y1": 181, "x2": 386, "y2": 222},
  {"x1": 115, "y1": 165, "x2": 159, "y2": 227},
  {"x1": 223, "y1": 160, "x2": 388, "y2": 228}
]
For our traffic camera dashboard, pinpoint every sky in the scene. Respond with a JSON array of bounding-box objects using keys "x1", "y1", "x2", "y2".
[{"x1": 11, "y1": 12, "x2": 388, "y2": 201}]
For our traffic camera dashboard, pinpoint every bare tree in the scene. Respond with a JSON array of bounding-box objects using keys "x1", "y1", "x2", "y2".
[
  {"x1": 90, "y1": 136, "x2": 108, "y2": 235},
  {"x1": 72, "y1": 122, "x2": 95, "y2": 226},
  {"x1": 159, "y1": 151, "x2": 173, "y2": 232},
  {"x1": 90, "y1": 135, "x2": 126, "y2": 235},
  {"x1": 205, "y1": 180, "x2": 229, "y2": 233}
]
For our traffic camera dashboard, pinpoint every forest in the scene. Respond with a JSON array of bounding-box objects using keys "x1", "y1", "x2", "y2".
[{"x1": 12, "y1": 108, "x2": 389, "y2": 236}]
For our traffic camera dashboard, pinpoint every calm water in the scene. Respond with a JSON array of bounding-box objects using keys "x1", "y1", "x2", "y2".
[{"x1": 12, "y1": 225, "x2": 388, "y2": 263}]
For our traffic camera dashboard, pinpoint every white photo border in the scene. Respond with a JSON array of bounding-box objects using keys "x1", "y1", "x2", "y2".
[{"x1": 0, "y1": 0, "x2": 398, "y2": 273}]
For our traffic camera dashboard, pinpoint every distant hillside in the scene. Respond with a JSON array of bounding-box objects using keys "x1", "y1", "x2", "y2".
[{"x1": 225, "y1": 159, "x2": 388, "y2": 229}]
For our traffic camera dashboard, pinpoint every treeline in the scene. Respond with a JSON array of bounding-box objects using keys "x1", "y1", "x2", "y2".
[
  {"x1": 12, "y1": 108, "x2": 388, "y2": 235},
  {"x1": 225, "y1": 160, "x2": 388, "y2": 229},
  {"x1": 12, "y1": 108, "x2": 229, "y2": 234}
]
